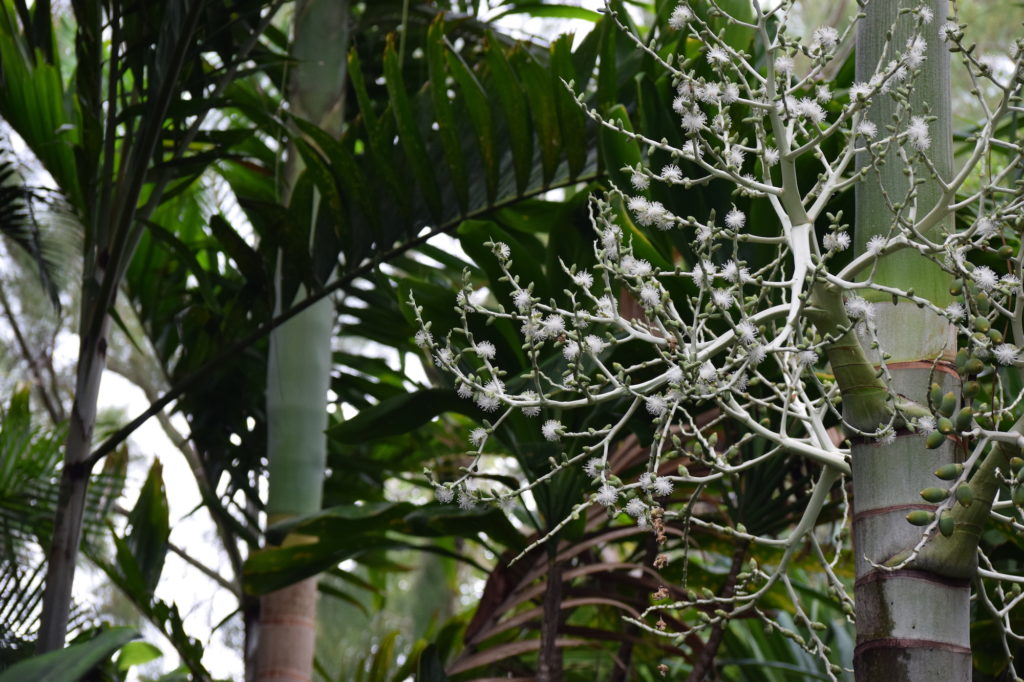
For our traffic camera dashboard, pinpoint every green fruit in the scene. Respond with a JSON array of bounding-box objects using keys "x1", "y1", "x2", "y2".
[
  {"x1": 955, "y1": 484, "x2": 974, "y2": 507},
  {"x1": 937, "y1": 417, "x2": 955, "y2": 434},
  {"x1": 988, "y1": 329, "x2": 1004, "y2": 344},
  {"x1": 974, "y1": 316, "x2": 991, "y2": 333},
  {"x1": 955, "y1": 348, "x2": 970, "y2": 373},
  {"x1": 949, "y1": 279, "x2": 964, "y2": 296},
  {"x1": 939, "y1": 392, "x2": 957, "y2": 418},
  {"x1": 938, "y1": 511, "x2": 955, "y2": 537},
  {"x1": 906, "y1": 510, "x2": 935, "y2": 526},
  {"x1": 977, "y1": 292, "x2": 991, "y2": 314},
  {"x1": 920, "y1": 487, "x2": 950, "y2": 503},
  {"x1": 998, "y1": 245, "x2": 1015, "y2": 258},
  {"x1": 963, "y1": 381, "x2": 980, "y2": 398},
  {"x1": 934, "y1": 463, "x2": 964, "y2": 480},
  {"x1": 1014, "y1": 486, "x2": 1024, "y2": 507},
  {"x1": 1011, "y1": 457, "x2": 1024, "y2": 474},
  {"x1": 954, "y1": 407, "x2": 973, "y2": 432},
  {"x1": 929, "y1": 382, "x2": 944, "y2": 407},
  {"x1": 965, "y1": 357, "x2": 985, "y2": 375}
]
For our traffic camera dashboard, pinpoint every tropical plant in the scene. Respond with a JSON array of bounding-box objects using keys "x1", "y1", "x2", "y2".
[{"x1": 413, "y1": 0, "x2": 1024, "y2": 679}]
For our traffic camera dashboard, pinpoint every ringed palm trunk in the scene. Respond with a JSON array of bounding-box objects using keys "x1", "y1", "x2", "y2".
[
  {"x1": 851, "y1": 1, "x2": 966, "y2": 678},
  {"x1": 255, "y1": 2, "x2": 348, "y2": 680}
]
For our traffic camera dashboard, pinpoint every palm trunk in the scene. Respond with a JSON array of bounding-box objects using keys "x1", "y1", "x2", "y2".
[
  {"x1": 36, "y1": 306, "x2": 110, "y2": 652},
  {"x1": 256, "y1": 2, "x2": 348, "y2": 680},
  {"x1": 851, "y1": 1, "x2": 966, "y2": 679}
]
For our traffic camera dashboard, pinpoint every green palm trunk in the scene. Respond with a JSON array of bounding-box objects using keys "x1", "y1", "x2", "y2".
[
  {"x1": 851, "y1": 1, "x2": 966, "y2": 678},
  {"x1": 256, "y1": 1, "x2": 348, "y2": 680}
]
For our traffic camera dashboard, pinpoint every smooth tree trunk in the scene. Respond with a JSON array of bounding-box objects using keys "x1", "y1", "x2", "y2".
[
  {"x1": 851, "y1": 1, "x2": 966, "y2": 679},
  {"x1": 255, "y1": 1, "x2": 348, "y2": 680},
  {"x1": 36, "y1": 314, "x2": 110, "y2": 652}
]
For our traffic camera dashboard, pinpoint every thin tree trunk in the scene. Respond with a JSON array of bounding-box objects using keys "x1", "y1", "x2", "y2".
[
  {"x1": 852, "y1": 1, "x2": 967, "y2": 679},
  {"x1": 537, "y1": 556, "x2": 564, "y2": 682},
  {"x1": 256, "y1": 1, "x2": 349, "y2": 679},
  {"x1": 36, "y1": 314, "x2": 109, "y2": 652}
]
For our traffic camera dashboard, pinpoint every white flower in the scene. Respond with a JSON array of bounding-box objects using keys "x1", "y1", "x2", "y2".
[
  {"x1": 798, "y1": 349, "x2": 819, "y2": 367},
  {"x1": 845, "y1": 296, "x2": 874, "y2": 320},
  {"x1": 974, "y1": 217, "x2": 999, "y2": 239},
  {"x1": 542, "y1": 314, "x2": 566, "y2": 337},
  {"x1": 696, "y1": 81, "x2": 721, "y2": 104},
  {"x1": 727, "y1": 147, "x2": 745, "y2": 168},
  {"x1": 707, "y1": 46, "x2": 729, "y2": 65},
  {"x1": 493, "y1": 241, "x2": 511, "y2": 259},
  {"x1": 435, "y1": 486, "x2": 454, "y2": 504},
  {"x1": 747, "y1": 344, "x2": 767, "y2": 364},
  {"x1": 823, "y1": 231, "x2": 851, "y2": 251},
  {"x1": 916, "y1": 415, "x2": 937, "y2": 434},
  {"x1": 458, "y1": 490, "x2": 476, "y2": 510},
  {"x1": 457, "y1": 382, "x2": 473, "y2": 399},
  {"x1": 519, "y1": 390, "x2": 541, "y2": 417},
  {"x1": 722, "y1": 83, "x2": 740, "y2": 104},
  {"x1": 797, "y1": 98, "x2": 825, "y2": 124},
  {"x1": 666, "y1": 365, "x2": 683, "y2": 385},
  {"x1": 940, "y1": 20, "x2": 959, "y2": 42},
  {"x1": 584, "y1": 457, "x2": 603, "y2": 478},
  {"x1": 646, "y1": 395, "x2": 669, "y2": 417},
  {"x1": 856, "y1": 120, "x2": 878, "y2": 139},
  {"x1": 681, "y1": 109, "x2": 707, "y2": 134},
  {"x1": 736, "y1": 320, "x2": 757, "y2": 344},
  {"x1": 630, "y1": 169, "x2": 649, "y2": 190},
  {"x1": 573, "y1": 270, "x2": 594, "y2": 288},
  {"x1": 995, "y1": 344, "x2": 1019, "y2": 366},
  {"x1": 905, "y1": 36, "x2": 927, "y2": 69},
  {"x1": 973, "y1": 265, "x2": 998, "y2": 291},
  {"x1": 622, "y1": 256, "x2": 652, "y2": 277},
  {"x1": 483, "y1": 378, "x2": 505, "y2": 395},
  {"x1": 812, "y1": 26, "x2": 840, "y2": 50},
  {"x1": 475, "y1": 340, "x2": 496, "y2": 359},
  {"x1": 585, "y1": 334, "x2": 607, "y2": 354},
  {"x1": 640, "y1": 283, "x2": 661, "y2": 307},
  {"x1": 816, "y1": 84, "x2": 832, "y2": 103},
  {"x1": 699, "y1": 361, "x2": 717, "y2": 382},
  {"x1": 653, "y1": 476, "x2": 674, "y2": 496},
  {"x1": 866, "y1": 235, "x2": 886, "y2": 256},
  {"x1": 625, "y1": 498, "x2": 647, "y2": 518},
  {"x1": 470, "y1": 427, "x2": 488, "y2": 447},
  {"x1": 945, "y1": 302, "x2": 967, "y2": 320},
  {"x1": 561, "y1": 340, "x2": 580, "y2": 361},
  {"x1": 917, "y1": 6, "x2": 934, "y2": 23},
  {"x1": 721, "y1": 260, "x2": 749, "y2": 283},
  {"x1": 668, "y1": 4, "x2": 693, "y2": 29},
  {"x1": 1002, "y1": 274, "x2": 1020, "y2": 287},
  {"x1": 763, "y1": 147, "x2": 779, "y2": 166},
  {"x1": 712, "y1": 289, "x2": 734, "y2": 308},
  {"x1": 639, "y1": 472, "x2": 655, "y2": 489},
  {"x1": 596, "y1": 296, "x2": 615, "y2": 316},
  {"x1": 725, "y1": 208, "x2": 746, "y2": 230},
  {"x1": 661, "y1": 164, "x2": 683, "y2": 183},
  {"x1": 774, "y1": 55, "x2": 795, "y2": 74},
  {"x1": 906, "y1": 116, "x2": 931, "y2": 151},
  {"x1": 513, "y1": 289, "x2": 531, "y2": 311},
  {"x1": 875, "y1": 427, "x2": 897, "y2": 446},
  {"x1": 601, "y1": 225, "x2": 622, "y2": 252},
  {"x1": 434, "y1": 348, "x2": 453, "y2": 366},
  {"x1": 596, "y1": 484, "x2": 619, "y2": 507},
  {"x1": 475, "y1": 393, "x2": 501, "y2": 412},
  {"x1": 414, "y1": 329, "x2": 433, "y2": 348},
  {"x1": 542, "y1": 419, "x2": 562, "y2": 441}
]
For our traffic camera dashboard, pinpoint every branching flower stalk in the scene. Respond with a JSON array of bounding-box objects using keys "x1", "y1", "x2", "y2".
[{"x1": 414, "y1": 0, "x2": 1024, "y2": 677}]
